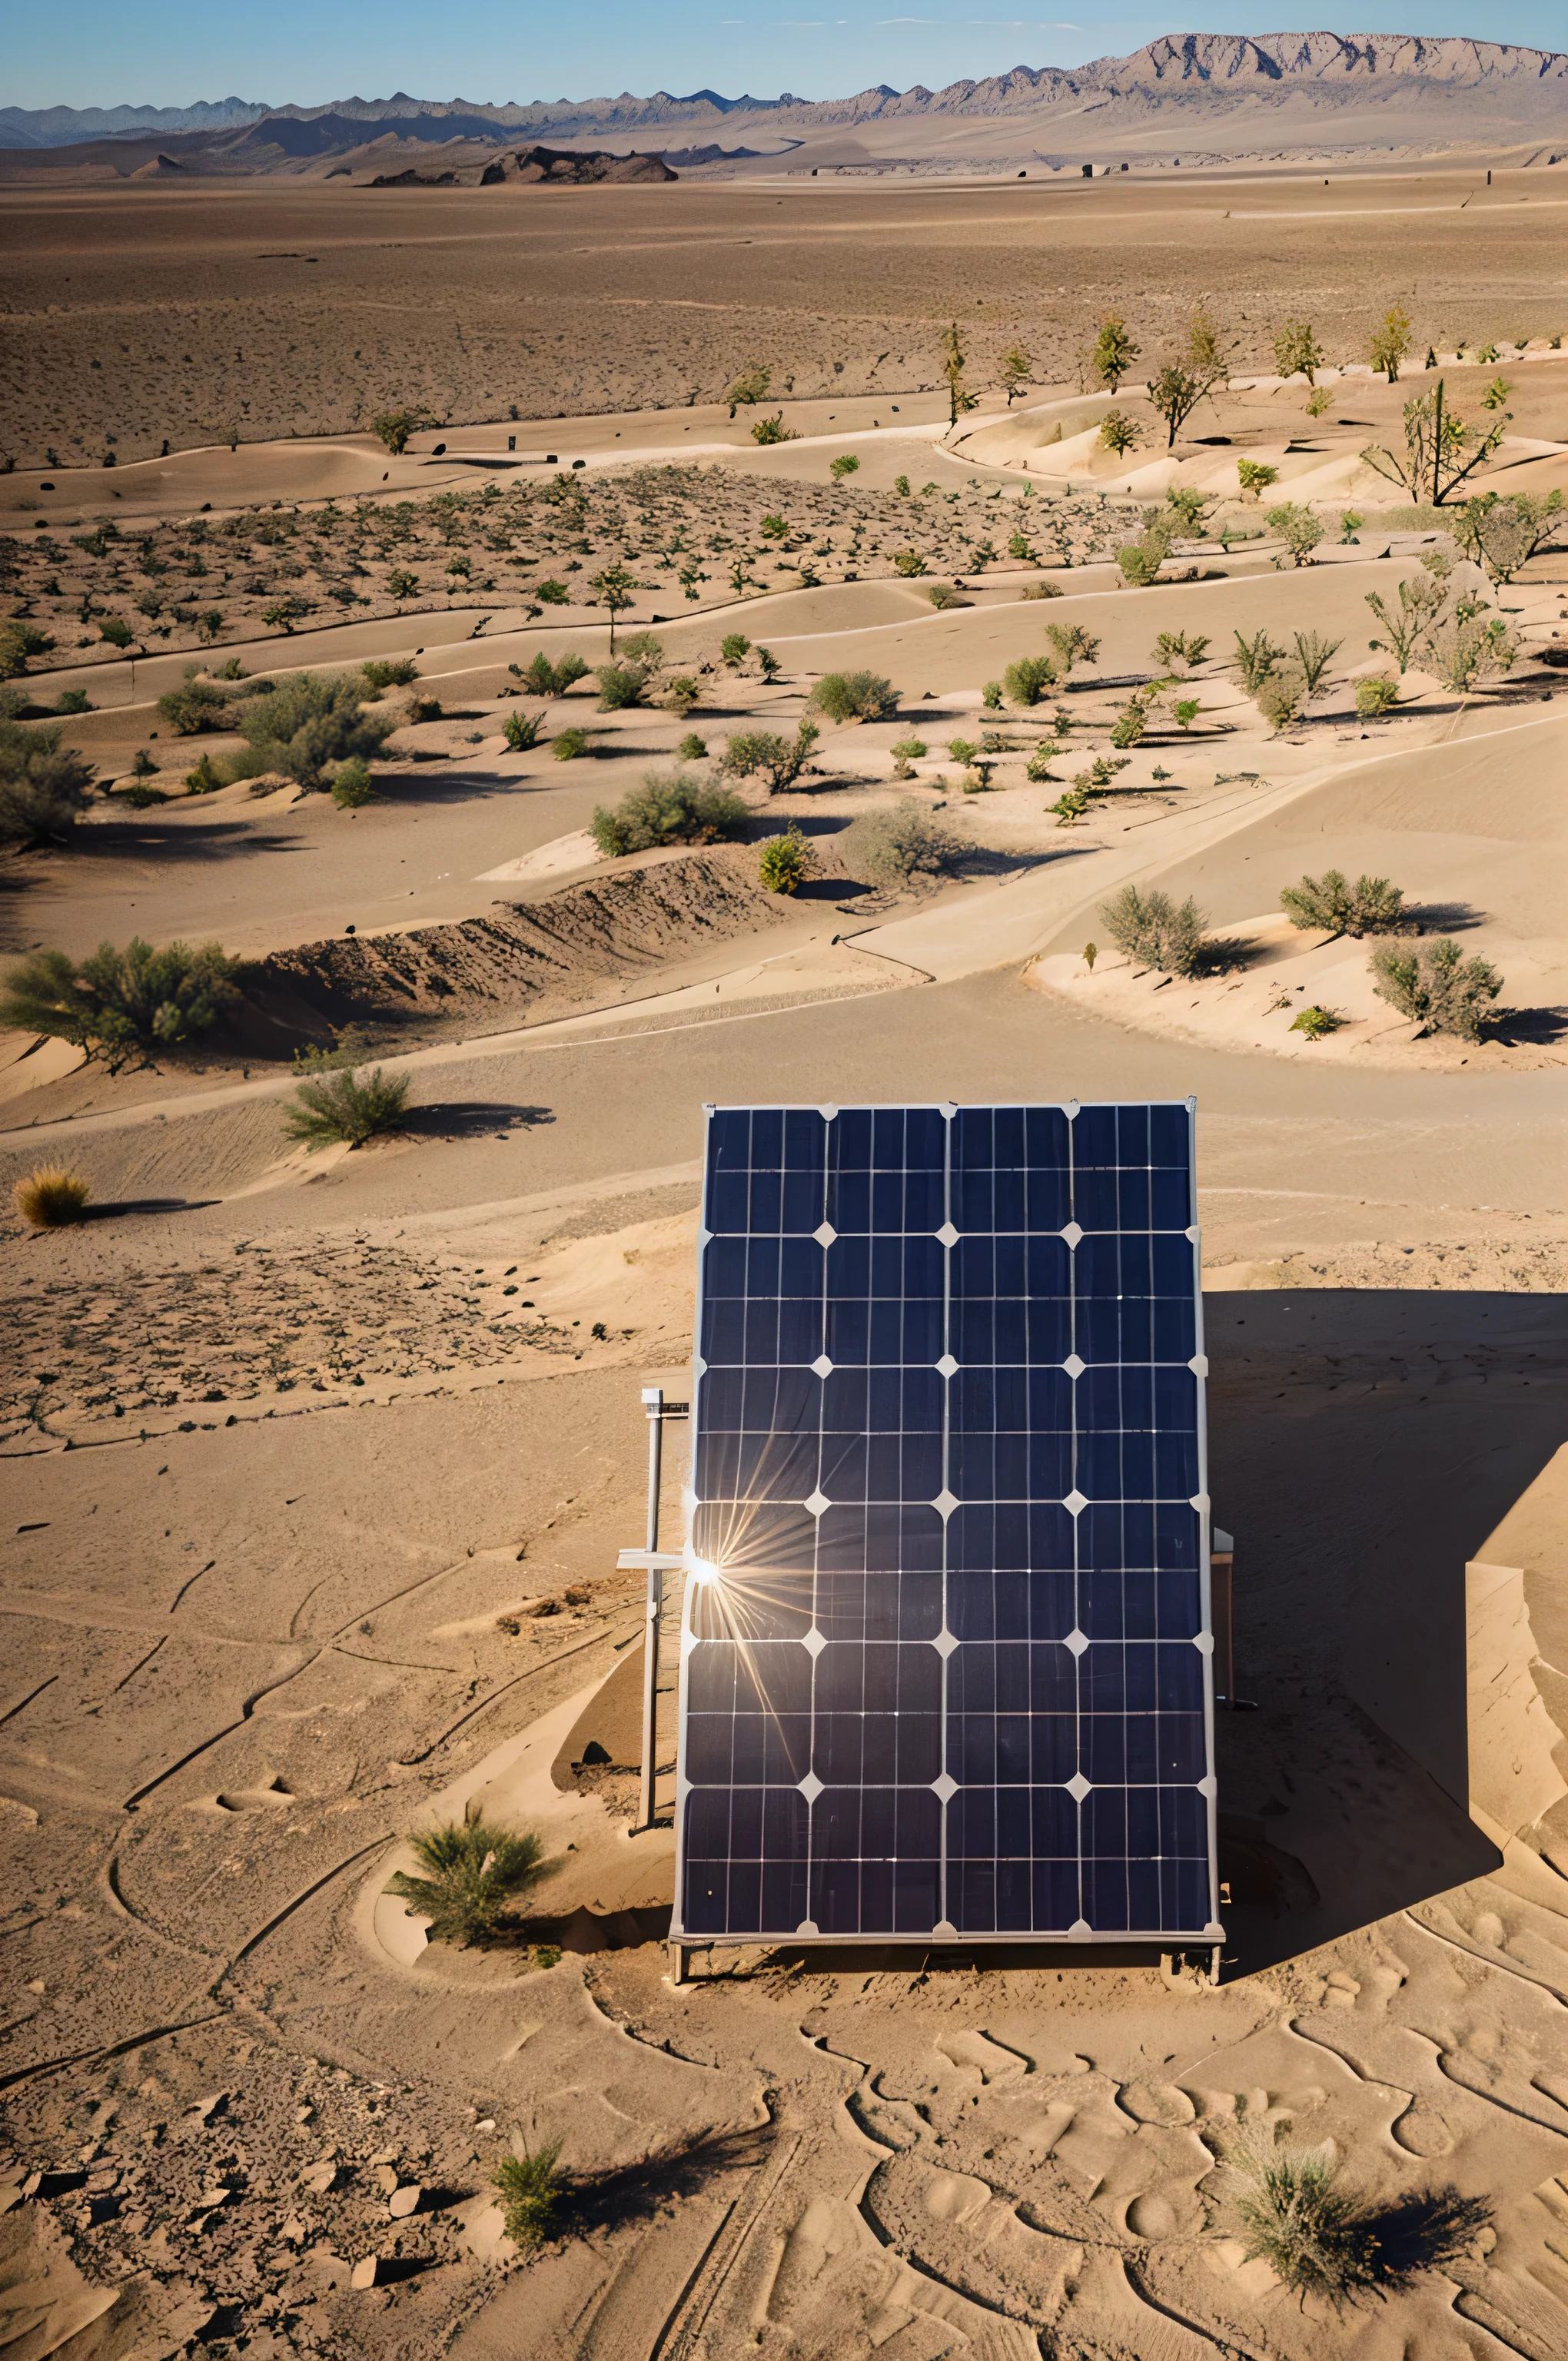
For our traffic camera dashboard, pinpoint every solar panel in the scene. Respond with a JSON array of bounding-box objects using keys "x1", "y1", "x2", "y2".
[{"x1": 672, "y1": 1101, "x2": 1221, "y2": 1951}]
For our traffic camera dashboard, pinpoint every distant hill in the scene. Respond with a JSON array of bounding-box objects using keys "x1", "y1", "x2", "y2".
[{"x1": 6, "y1": 35, "x2": 1567, "y2": 172}]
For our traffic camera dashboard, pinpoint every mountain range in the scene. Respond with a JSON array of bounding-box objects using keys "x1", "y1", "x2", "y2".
[{"x1": 5, "y1": 34, "x2": 1567, "y2": 172}]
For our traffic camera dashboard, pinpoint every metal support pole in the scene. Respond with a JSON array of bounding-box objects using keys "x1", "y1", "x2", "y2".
[{"x1": 637, "y1": 1386, "x2": 664, "y2": 1832}]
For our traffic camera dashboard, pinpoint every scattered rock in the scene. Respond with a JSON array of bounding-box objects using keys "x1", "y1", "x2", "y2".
[
  {"x1": 350, "y1": 2255, "x2": 383, "y2": 2290},
  {"x1": 387, "y1": 2184, "x2": 423, "y2": 2219}
]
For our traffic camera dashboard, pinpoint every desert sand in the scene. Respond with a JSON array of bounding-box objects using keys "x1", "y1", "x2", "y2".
[{"x1": 3, "y1": 136, "x2": 1568, "y2": 2361}]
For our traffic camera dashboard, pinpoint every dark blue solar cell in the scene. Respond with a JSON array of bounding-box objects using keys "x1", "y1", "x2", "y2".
[{"x1": 679, "y1": 1102, "x2": 1214, "y2": 1947}]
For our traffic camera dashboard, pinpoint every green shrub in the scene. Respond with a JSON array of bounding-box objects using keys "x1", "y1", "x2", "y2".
[
  {"x1": 723, "y1": 719, "x2": 819, "y2": 792},
  {"x1": 893, "y1": 550, "x2": 927, "y2": 577},
  {"x1": 492, "y1": 2143, "x2": 565, "y2": 2249},
  {"x1": 1291, "y1": 1004, "x2": 1343, "y2": 1039},
  {"x1": 1265, "y1": 503, "x2": 1325, "y2": 566},
  {"x1": 720, "y1": 633, "x2": 751, "y2": 667},
  {"x1": 184, "y1": 753, "x2": 226, "y2": 795},
  {"x1": 1044, "y1": 623, "x2": 1100, "y2": 676},
  {"x1": 1116, "y1": 511, "x2": 1176, "y2": 587},
  {"x1": 234, "y1": 672, "x2": 399, "y2": 790},
  {"x1": 1371, "y1": 937, "x2": 1503, "y2": 1039},
  {"x1": 1109, "y1": 696, "x2": 1150, "y2": 750},
  {"x1": 1025, "y1": 744, "x2": 1060, "y2": 783},
  {"x1": 157, "y1": 671, "x2": 247, "y2": 736},
  {"x1": 284, "y1": 1064, "x2": 410, "y2": 1148},
  {"x1": 534, "y1": 579, "x2": 570, "y2": 604},
  {"x1": 927, "y1": 583, "x2": 967, "y2": 610},
  {"x1": 331, "y1": 757, "x2": 377, "y2": 809},
  {"x1": 55, "y1": 688, "x2": 91, "y2": 716},
  {"x1": 387, "y1": 569, "x2": 418, "y2": 600},
  {"x1": 1256, "y1": 664, "x2": 1308, "y2": 729},
  {"x1": 552, "y1": 727, "x2": 590, "y2": 761},
  {"x1": 0, "y1": 720, "x2": 96, "y2": 846},
  {"x1": 1, "y1": 937, "x2": 239, "y2": 1071},
  {"x1": 1421, "y1": 613, "x2": 1517, "y2": 694},
  {"x1": 809, "y1": 670, "x2": 898, "y2": 724},
  {"x1": 1355, "y1": 675, "x2": 1400, "y2": 718},
  {"x1": 1049, "y1": 785, "x2": 1091, "y2": 825},
  {"x1": 1021, "y1": 580, "x2": 1064, "y2": 600},
  {"x1": 1004, "y1": 655, "x2": 1058, "y2": 707},
  {"x1": 1237, "y1": 458, "x2": 1278, "y2": 498},
  {"x1": 387, "y1": 1814, "x2": 547, "y2": 1945},
  {"x1": 1098, "y1": 885, "x2": 1208, "y2": 975},
  {"x1": 1154, "y1": 631, "x2": 1210, "y2": 672},
  {"x1": 829, "y1": 455, "x2": 860, "y2": 480},
  {"x1": 1174, "y1": 699, "x2": 1201, "y2": 731},
  {"x1": 594, "y1": 662, "x2": 652, "y2": 710},
  {"x1": 0, "y1": 621, "x2": 54, "y2": 679},
  {"x1": 1233, "y1": 629, "x2": 1284, "y2": 691},
  {"x1": 663, "y1": 675, "x2": 701, "y2": 716},
  {"x1": 756, "y1": 647, "x2": 782, "y2": 681},
  {"x1": 361, "y1": 657, "x2": 419, "y2": 692},
  {"x1": 1281, "y1": 869, "x2": 1407, "y2": 938},
  {"x1": 891, "y1": 736, "x2": 927, "y2": 779},
  {"x1": 759, "y1": 825, "x2": 819, "y2": 894},
  {"x1": 1294, "y1": 631, "x2": 1341, "y2": 695},
  {"x1": 372, "y1": 410, "x2": 427, "y2": 455},
  {"x1": 839, "y1": 800, "x2": 962, "y2": 888},
  {"x1": 981, "y1": 681, "x2": 1002, "y2": 710},
  {"x1": 676, "y1": 732, "x2": 708, "y2": 761},
  {"x1": 513, "y1": 653, "x2": 587, "y2": 699},
  {"x1": 503, "y1": 709, "x2": 544, "y2": 752},
  {"x1": 589, "y1": 772, "x2": 750, "y2": 856},
  {"x1": 725, "y1": 363, "x2": 771, "y2": 417},
  {"x1": 620, "y1": 631, "x2": 665, "y2": 671}
]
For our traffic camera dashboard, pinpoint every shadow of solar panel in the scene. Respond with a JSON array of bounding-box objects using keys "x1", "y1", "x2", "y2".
[{"x1": 675, "y1": 1101, "x2": 1219, "y2": 1948}]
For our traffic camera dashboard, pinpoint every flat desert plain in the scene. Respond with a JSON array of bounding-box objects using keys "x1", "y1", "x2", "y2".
[{"x1": 2, "y1": 158, "x2": 1568, "y2": 2361}]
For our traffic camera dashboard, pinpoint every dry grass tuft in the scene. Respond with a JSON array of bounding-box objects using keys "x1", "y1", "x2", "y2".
[{"x1": 14, "y1": 1165, "x2": 91, "y2": 1228}]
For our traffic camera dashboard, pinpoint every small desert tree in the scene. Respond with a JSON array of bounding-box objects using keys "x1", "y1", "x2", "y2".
[
  {"x1": 723, "y1": 719, "x2": 819, "y2": 791},
  {"x1": 1236, "y1": 459, "x2": 1277, "y2": 500},
  {"x1": 941, "y1": 321, "x2": 979, "y2": 427},
  {"x1": 371, "y1": 410, "x2": 428, "y2": 456},
  {"x1": 1281, "y1": 869, "x2": 1407, "y2": 937},
  {"x1": 1360, "y1": 380, "x2": 1507, "y2": 506},
  {"x1": 387, "y1": 1815, "x2": 548, "y2": 1946},
  {"x1": 0, "y1": 721, "x2": 96, "y2": 846},
  {"x1": 1372, "y1": 937, "x2": 1502, "y2": 1038},
  {"x1": 1273, "y1": 318, "x2": 1325, "y2": 384},
  {"x1": 588, "y1": 562, "x2": 637, "y2": 653},
  {"x1": 1098, "y1": 885, "x2": 1208, "y2": 975},
  {"x1": 514, "y1": 652, "x2": 589, "y2": 699},
  {"x1": 1098, "y1": 410, "x2": 1144, "y2": 456},
  {"x1": 1421, "y1": 611, "x2": 1517, "y2": 693},
  {"x1": 1144, "y1": 304, "x2": 1229, "y2": 449},
  {"x1": 1091, "y1": 314, "x2": 1141, "y2": 392},
  {"x1": 1453, "y1": 490, "x2": 1566, "y2": 583},
  {"x1": 724, "y1": 362, "x2": 771, "y2": 418},
  {"x1": 1255, "y1": 665, "x2": 1309, "y2": 731},
  {"x1": 998, "y1": 344, "x2": 1034, "y2": 404},
  {"x1": 1365, "y1": 572, "x2": 1449, "y2": 671},
  {"x1": 1369, "y1": 304, "x2": 1414, "y2": 384}
]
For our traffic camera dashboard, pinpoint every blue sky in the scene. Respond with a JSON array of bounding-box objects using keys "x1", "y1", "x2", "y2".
[{"x1": 8, "y1": 3, "x2": 1563, "y2": 113}]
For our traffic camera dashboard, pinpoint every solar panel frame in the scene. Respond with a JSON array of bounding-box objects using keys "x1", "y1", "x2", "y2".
[{"x1": 671, "y1": 1097, "x2": 1222, "y2": 1953}]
